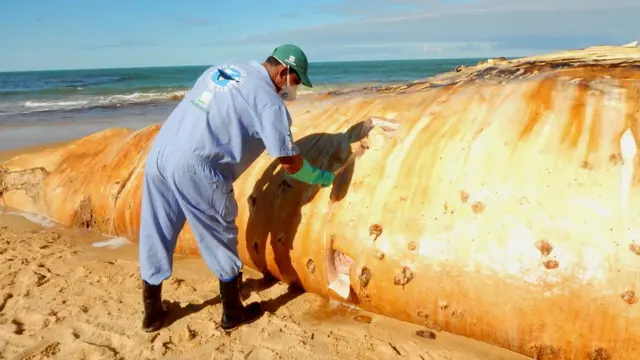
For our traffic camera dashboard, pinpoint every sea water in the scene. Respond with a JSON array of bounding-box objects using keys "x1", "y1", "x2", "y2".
[
  {"x1": 0, "y1": 58, "x2": 486, "y2": 149},
  {"x1": 0, "y1": 59, "x2": 485, "y2": 120}
]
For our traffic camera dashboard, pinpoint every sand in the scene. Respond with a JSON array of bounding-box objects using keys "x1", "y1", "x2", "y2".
[
  {"x1": 0, "y1": 141, "x2": 532, "y2": 360},
  {"x1": 0, "y1": 212, "x2": 534, "y2": 360}
]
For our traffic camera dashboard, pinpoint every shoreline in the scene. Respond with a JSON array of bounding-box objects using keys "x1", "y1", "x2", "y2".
[
  {"x1": 0, "y1": 55, "x2": 489, "y2": 152},
  {"x1": 0, "y1": 83, "x2": 368, "y2": 152},
  {"x1": 0, "y1": 81, "x2": 388, "y2": 121},
  {"x1": 0, "y1": 116, "x2": 161, "y2": 152},
  {"x1": 0, "y1": 83, "x2": 383, "y2": 152}
]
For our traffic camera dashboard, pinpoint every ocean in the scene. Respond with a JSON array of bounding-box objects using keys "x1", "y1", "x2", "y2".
[{"x1": 0, "y1": 58, "x2": 484, "y2": 150}]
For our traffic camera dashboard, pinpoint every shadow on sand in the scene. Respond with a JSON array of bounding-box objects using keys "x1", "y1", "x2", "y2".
[{"x1": 159, "y1": 276, "x2": 305, "y2": 329}]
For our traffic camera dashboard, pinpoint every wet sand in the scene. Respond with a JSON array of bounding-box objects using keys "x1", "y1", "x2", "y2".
[{"x1": 0, "y1": 116, "x2": 160, "y2": 152}]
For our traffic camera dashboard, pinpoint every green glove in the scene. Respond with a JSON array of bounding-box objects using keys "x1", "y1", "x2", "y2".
[{"x1": 287, "y1": 158, "x2": 335, "y2": 187}]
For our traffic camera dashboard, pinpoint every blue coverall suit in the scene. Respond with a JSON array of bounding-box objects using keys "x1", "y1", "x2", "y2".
[{"x1": 139, "y1": 61, "x2": 301, "y2": 285}]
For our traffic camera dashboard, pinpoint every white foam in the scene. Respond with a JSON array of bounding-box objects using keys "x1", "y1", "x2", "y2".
[
  {"x1": 3, "y1": 211, "x2": 57, "y2": 227},
  {"x1": 1, "y1": 90, "x2": 189, "y2": 116},
  {"x1": 24, "y1": 100, "x2": 89, "y2": 108},
  {"x1": 92, "y1": 237, "x2": 130, "y2": 249}
]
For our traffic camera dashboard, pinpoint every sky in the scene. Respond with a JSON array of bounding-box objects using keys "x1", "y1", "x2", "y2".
[{"x1": 1, "y1": 0, "x2": 639, "y2": 71}]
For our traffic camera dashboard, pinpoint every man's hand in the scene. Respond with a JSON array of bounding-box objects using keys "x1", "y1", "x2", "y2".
[
  {"x1": 278, "y1": 154, "x2": 304, "y2": 174},
  {"x1": 278, "y1": 154, "x2": 335, "y2": 187},
  {"x1": 316, "y1": 171, "x2": 335, "y2": 187}
]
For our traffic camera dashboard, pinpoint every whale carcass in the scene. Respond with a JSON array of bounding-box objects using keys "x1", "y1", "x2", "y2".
[{"x1": 2, "y1": 45, "x2": 640, "y2": 359}]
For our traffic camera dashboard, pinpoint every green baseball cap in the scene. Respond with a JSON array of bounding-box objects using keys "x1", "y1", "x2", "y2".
[{"x1": 272, "y1": 44, "x2": 312, "y2": 88}]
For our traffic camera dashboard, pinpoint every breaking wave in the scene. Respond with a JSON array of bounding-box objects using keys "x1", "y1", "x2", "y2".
[{"x1": 0, "y1": 90, "x2": 188, "y2": 116}]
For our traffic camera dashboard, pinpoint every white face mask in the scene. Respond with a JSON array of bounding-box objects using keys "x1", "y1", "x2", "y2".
[{"x1": 279, "y1": 67, "x2": 298, "y2": 101}]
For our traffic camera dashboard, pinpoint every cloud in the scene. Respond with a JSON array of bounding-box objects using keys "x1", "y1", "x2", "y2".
[{"x1": 207, "y1": 0, "x2": 640, "y2": 60}]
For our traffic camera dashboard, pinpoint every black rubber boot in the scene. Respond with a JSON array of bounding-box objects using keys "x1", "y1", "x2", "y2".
[
  {"x1": 142, "y1": 280, "x2": 165, "y2": 332},
  {"x1": 219, "y1": 272, "x2": 264, "y2": 331}
]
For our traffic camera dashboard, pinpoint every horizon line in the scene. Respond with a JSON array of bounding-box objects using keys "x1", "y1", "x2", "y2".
[{"x1": 0, "y1": 55, "x2": 518, "y2": 74}]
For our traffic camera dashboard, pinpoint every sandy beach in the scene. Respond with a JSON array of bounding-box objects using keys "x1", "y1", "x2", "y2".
[
  {"x1": 0, "y1": 199, "x2": 531, "y2": 360},
  {"x1": 0, "y1": 137, "x2": 533, "y2": 360}
]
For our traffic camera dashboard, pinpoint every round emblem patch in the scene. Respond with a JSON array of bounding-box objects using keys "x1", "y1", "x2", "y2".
[{"x1": 207, "y1": 65, "x2": 246, "y2": 92}]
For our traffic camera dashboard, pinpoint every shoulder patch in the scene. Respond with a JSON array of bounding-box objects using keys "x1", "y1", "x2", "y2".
[
  {"x1": 206, "y1": 64, "x2": 247, "y2": 92},
  {"x1": 189, "y1": 90, "x2": 214, "y2": 113}
]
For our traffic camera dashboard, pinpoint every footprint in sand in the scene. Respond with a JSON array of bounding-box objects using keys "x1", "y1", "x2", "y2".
[
  {"x1": 0, "y1": 293, "x2": 13, "y2": 312},
  {"x1": 11, "y1": 319, "x2": 25, "y2": 335},
  {"x1": 32, "y1": 271, "x2": 50, "y2": 287}
]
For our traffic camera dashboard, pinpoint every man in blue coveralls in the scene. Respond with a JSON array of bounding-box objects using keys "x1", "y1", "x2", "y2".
[{"x1": 138, "y1": 44, "x2": 335, "y2": 332}]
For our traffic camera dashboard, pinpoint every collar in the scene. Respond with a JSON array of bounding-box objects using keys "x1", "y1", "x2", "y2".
[{"x1": 249, "y1": 61, "x2": 276, "y2": 92}]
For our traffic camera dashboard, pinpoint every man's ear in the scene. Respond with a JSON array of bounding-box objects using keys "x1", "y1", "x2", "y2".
[
  {"x1": 274, "y1": 65, "x2": 288, "y2": 88},
  {"x1": 278, "y1": 65, "x2": 288, "y2": 79}
]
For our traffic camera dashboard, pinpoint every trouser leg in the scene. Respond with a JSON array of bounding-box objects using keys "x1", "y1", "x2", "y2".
[
  {"x1": 167, "y1": 162, "x2": 263, "y2": 330},
  {"x1": 139, "y1": 163, "x2": 186, "y2": 285},
  {"x1": 138, "y1": 151, "x2": 186, "y2": 332},
  {"x1": 168, "y1": 171, "x2": 242, "y2": 280}
]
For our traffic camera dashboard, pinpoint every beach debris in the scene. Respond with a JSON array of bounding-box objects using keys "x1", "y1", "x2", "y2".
[
  {"x1": 415, "y1": 329, "x2": 437, "y2": 339},
  {"x1": 92, "y1": 237, "x2": 130, "y2": 249},
  {"x1": 388, "y1": 342, "x2": 402, "y2": 356}
]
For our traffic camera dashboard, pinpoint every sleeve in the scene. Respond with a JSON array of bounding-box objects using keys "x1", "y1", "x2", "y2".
[{"x1": 254, "y1": 104, "x2": 300, "y2": 158}]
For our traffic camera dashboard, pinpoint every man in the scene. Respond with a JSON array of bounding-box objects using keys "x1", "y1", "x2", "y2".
[{"x1": 138, "y1": 44, "x2": 335, "y2": 332}]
